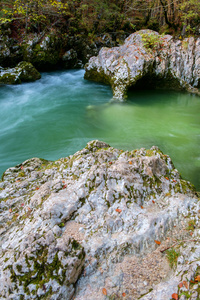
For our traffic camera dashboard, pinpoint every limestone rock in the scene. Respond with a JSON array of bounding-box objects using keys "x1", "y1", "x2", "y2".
[
  {"x1": 84, "y1": 30, "x2": 200, "y2": 99},
  {"x1": 0, "y1": 61, "x2": 41, "y2": 84},
  {"x1": 0, "y1": 141, "x2": 199, "y2": 299}
]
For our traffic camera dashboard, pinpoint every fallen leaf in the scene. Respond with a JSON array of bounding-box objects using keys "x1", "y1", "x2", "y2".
[
  {"x1": 9, "y1": 208, "x2": 12, "y2": 213},
  {"x1": 122, "y1": 292, "x2": 126, "y2": 297},
  {"x1": 178, "y1": 282, "x2": 183, "y2": 288},
  {"x1": 165, "y1": 177, "x2": 169, "y2": 180},
  {"x1": 152, "y1": 200, "x2": 155, "y2": 204},
  {"x1": 15, "y1": 213, "x2": 19, "y2": 217},
  {"x1": 171, "y1": 293, "x2": 178, "y2": 300},
  {"x1": 141, "y1": 206, "x2": 144, "y2": 209},
  {"x1": 63, "y1": 184, "x2": 67, "y2": 189},
  {"x1": 129, "y1": 161, "x2": 132, "y2": 165},
  {"x1": 27, "y1": 207, "x2": 31, "y2": 212},
  {"x1": 21, "y1": 203, "x2": 24, "y2": 207},
  {"x1": 183, "y1": 281, "x2": 188, "y2": 289},
  {"x1": 195, "y1": 275, "x2": 200, "y2": 282},
  {"x1": 190, "y1": 232, "x2": 193, "y2": 236},
  {"x1": 190, "y1": 280, "x2": 195, "y2": 284},
  {"x1": 102, "y1": 288, "x2": 107, "y2": 295},
  {"x1": 109, "y1": 161, "x2": 112, "y2": 164},
  {"x1": 154, "y1": 240, "x2": 161, "y2": 245},
  {"x1": 21, "y1": 166, "x2": 23, "y2": 170},
  {"x1": 173, "y1": 180, "x2": 177, "y2": 183},
  {"x1": 36, "y1": 187, "x2": 39, "y2": 190},
  {"x1": 116, "y1": 208, "x2": 122, "y2": 213},
  {"x1": 62, "y1": 180, "x2": 65, "y2": 183}
]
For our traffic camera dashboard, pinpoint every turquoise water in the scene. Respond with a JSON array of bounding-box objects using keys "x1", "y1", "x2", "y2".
[{"x1": 0, "y1": 69, "x2": 200, "y2": 189}]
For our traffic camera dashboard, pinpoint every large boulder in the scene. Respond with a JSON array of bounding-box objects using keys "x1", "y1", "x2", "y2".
[
  {"x1": 0, "y1": 61, "x2": 41, "y2": 84},
  {"x1": 0, "y1": 141, "x2": 199, "y2": 299},
  {"x1": 84, "y1": 30, "x2": 200, "y2": 99}
]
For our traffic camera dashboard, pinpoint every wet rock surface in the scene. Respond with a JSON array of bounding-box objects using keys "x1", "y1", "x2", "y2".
[
  {"x1": 85, "y1": 30, "x2": 200, "y2": 99},
  {"x1": 0, "y1": 141, "x2": 199, "y2": 299},
  {"x1": 0, "y1": 61, "x2": 41, "y2": 84}
]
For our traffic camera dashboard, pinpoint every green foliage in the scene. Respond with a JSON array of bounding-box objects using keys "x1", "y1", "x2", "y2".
[
  {"x1": 140, "y1": 32, "x2": 163, "y2": 50},
  {"x1": 166, "y1": 248, "x2": 180, "y2": 269},
  {"x1": 179, "y1": 0, "x2": 200, "y2": 34}
]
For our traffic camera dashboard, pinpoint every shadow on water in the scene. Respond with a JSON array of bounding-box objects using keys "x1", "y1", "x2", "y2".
[{"x1": 0, "y1": 70, "x2": 200, "y2": 190}]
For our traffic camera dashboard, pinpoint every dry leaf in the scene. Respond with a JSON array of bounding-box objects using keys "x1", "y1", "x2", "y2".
[
  {"x1": 195, "y1": 275, "x2": 200, "y2": 282},
  {"x1": 154, "y1": 240, "x2": 161, "y2": 245},
  {"x1": 178, "y1": 282, "x2": 183, "y2": 288},
  {"x1": 171, "y1": 293, "x2": 178, "y2": 300},
  {"x1": 129, "y1": 161, "x2": 132, "y2": 165},
  {"x1": 141, "y1": 206, "x2": 144, "y2": 209},
  {"x1": 152, "y1": 200, "x2": 155, "y2": 204},
  {"x1": 182, "y1": 281, "x2": 188, "y2": 289},
  {"x1": 21, "y1": 203, "x2": 24, "y2": 207},
  {"x1": 21, "y1": 166, "x2": 23, "y2": 170},
  {"x1": 63, "y1": 184, "x2": 67, "y2": 189},
  {"x1": 9, "y1": 208, "x2": 12, "y2": 213},
  {"x1": 116, "y1": 209, "x2": 122, "y2": 213},
  {"x1": 102, "y1": 288, "x2": 107, "y2": 295},
  {"x1": 109, "y1": 162, "x2": 112, "y2": 164},
  {"x1": 15, "y1": 213, "x2": 19, "y2": 217},
  {"x1": 36, "y1": 187, "x2": 39, "y2": 190},
  {"x1": 173, "y1": 180, "x2": 177, "y2": 183},
  {"x1": 27, "y1": 207, "x2": 31, "y2": 212},
  {"x1": 122, "y1": 292, "x2": 126, "y2": 297},
  {"x1": 165, "y1": 177, "x2": 169, "y2": 180}
]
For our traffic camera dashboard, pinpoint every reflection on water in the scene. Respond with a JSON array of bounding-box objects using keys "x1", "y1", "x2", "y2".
[{"x1": 0, "y1": 70, "x2": 199, "y2": 189}]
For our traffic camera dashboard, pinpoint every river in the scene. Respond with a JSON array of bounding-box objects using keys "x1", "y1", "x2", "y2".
[{"x1": 0, "y1": 69, "x2": 199, "y2": 189}]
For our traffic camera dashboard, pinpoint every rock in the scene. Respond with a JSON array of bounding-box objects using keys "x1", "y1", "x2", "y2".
[
  {"x1": 84, "y1": 30, "x2": 200, "y2": 100},
  {"x1": 0, "y1": 61, "x2": 41, "y2": 84},
  {"x1": 0, "y1": 141, "x2": 199, "y2": 299}
]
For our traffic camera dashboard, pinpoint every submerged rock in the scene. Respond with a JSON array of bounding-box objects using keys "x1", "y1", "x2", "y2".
[
  {"x1": 0, "y1": 61, "x2": 41, "y2": 84},
  {"x1": 85, "y1": 30, "x2": 200, "y2": 99},
  {"x1": 0, "y1": 141, "x2": 199, "y2": 299}
]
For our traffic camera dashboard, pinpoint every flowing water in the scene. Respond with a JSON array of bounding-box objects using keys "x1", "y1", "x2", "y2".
[{"x1": 0, "y1": 69, "x2": 200, "y2": 189}]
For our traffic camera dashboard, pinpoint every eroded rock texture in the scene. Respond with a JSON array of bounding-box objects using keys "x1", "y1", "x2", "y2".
[
  {"x1": 85, "y1": 30, "x2": 200, "y2": 99},
  {"x1": 0, "y1": 141, "x2": 199, "y2": 299}
]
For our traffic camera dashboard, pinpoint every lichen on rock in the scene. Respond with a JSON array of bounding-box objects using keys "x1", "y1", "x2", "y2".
[
  {"x1": 84, "y1": 30, "x2": 200, "y2": 100},
  {"x1": 0, "y1": 141, "x2": 199, "y2": 299},
  {"x1": 0, "y1": 61, "x2": 41, "y2": 85}
]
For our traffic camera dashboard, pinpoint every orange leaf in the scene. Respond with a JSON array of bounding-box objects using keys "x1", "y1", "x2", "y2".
[
  {"x1": 195, "y1": 275, "x2": 200, "y2": 282},
  {"x1": 129, "y1": 161, "x2": 132, "y2": 165},
  {"x1": 178, "y1": 282, "x2": 183, "y2": 288},
  {"x1": 36, "y1": 187, "x2": 39, "y2": 190},
  {"x1": 171, "y1": 293, "x2": 178, "y2": 300},
  {"x1": 183, "y1": 281, "x2": 188, "y2": 289},
  {"x1": 116, "y1": 209, "x2": 122, "y2": 213},
  {"x1": 154, "y1": 240, "x2": 161, "y2": 245},
  {"x1": 173, "y1": 180, "x2": 177, "y2": 183},
  {"x1": 122, "y1": 293, "x2": 126, "y2": 297},
  {"x1": 102, "y1": 288, "x2": 107, "y2": 295},
  {"x1": 165, "y1": 177, "x2": 169, "y2": 180},
  {"x1": 152, "y1": 200, "x2": 155, "y2": 204},
  {"x1": 141, "y1": 206, "x2": 144, "y2": 209},
  {"x1": 190, "y1": 280, "x2": 195, "y2": 284},
  {"x1": 9, "y1": 208, "x2": 12, "y2": 213}
]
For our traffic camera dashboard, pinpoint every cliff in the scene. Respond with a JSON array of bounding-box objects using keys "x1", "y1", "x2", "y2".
[
  {"x1": 85, "y1": 30, "x2": 200, "y2": 100},
  {"x1": 0, "y1": 140, "x2": 199, "y2": 299}
]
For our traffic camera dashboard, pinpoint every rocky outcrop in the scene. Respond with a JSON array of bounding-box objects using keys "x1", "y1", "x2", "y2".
[
  {"x1": 0, "y1": 140, "x2": 199, "y2": 299},
  {"x1": 85, "y1": 30, "x2": 200, "y2": 99},
  {"x1": 0, "y1": 61, "x2": 41, "y2": 84}
]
